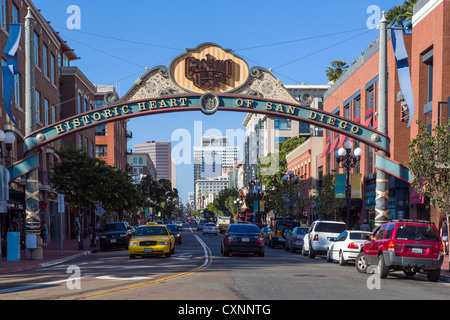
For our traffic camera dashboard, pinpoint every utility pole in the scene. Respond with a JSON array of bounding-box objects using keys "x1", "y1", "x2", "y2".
[
  {"x1": 375, "y1": 11, "x2": 389, "y2": 227},
  {"x1": 24, "y1": 7, "x2": 42, "y2": 259}
]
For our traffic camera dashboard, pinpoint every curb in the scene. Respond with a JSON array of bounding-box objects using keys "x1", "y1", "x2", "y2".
[{"x1": 0, "y1": 250, "x2": 95, "y2": 275}]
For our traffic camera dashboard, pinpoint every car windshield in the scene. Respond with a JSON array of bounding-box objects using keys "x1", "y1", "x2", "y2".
[
  {"x1": 395, "y1": 224, "x2": 440, "y2": 242},
  {"x1": 104, "y1": 223, "x2": 126, "y2": 232},
  {"x1": 349, "y1": 232, "x2": 370, "y2": 240},
  {"x1": 134, "y1": 226, "x2": 169, "y2": 236},
  {"x1": 315, "y1": 222, "x2": 346, "y2": 233},
  {"x1": 229, "y1": 225, "x2": 260, "y2": 233},
  {"x1": 166, "y1": 225, "x2": 179, "y2": 232},
  {"x1": 277, "y1": 221, "x2": 300, "y2": 228},
  {"x1": 295, "y1": 228, "x2": 308, "y2": 235}
]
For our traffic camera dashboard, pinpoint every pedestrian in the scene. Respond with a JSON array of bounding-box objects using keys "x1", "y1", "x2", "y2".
[
  {"x1": 360, "y1": 219, "x2": 370, "y2": 231},
  {"x1": 441, "y1": 221, "x2": 448, "y2": 255},
  {"x1": 41, "y1": 221, "x2": 48, "y2": 246}
]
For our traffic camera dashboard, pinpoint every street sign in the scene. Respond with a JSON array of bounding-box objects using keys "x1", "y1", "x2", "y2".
[{"x1": 57, "y1": 194, "x2": 65, "y2": 214}]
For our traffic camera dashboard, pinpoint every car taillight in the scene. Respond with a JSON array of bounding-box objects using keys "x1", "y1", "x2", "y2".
[
  {"x1": 203, "y1": 227, "x2": 207, "y2": 229},
  {"x1": 214, "y1": 227, "x2": 217, "y2": 230},
  {"x1": 387, "y1": 240, "x2": 395, "y2": 251},
  {"x1": 313, "y1": 234, "x2": 319, "y2": 241},
  {"x1": 296, "y1": 237, "x2": 303, "y2": 242},
  {"x1": 440, "y1": 242, "x2": 444, "y2": 253},
  {"x1": 228, "y1": 235, "x2": 235, "y2": 242},
  {"x1": 347, "y1": 242, "x2": 359, "y2": 250},
  {"x1": 256, "y1": 235, "x2": 264, "y2": 243}
]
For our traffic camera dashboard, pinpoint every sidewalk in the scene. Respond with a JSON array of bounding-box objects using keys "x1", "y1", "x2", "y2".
[{"x1": 0, "y1": 238, "x2": 99, "y2": 274}]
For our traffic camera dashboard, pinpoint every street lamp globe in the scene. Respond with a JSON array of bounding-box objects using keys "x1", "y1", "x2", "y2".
[
  {"x1": 354, "y1": 147, "x2": 363, "y2": 157},
  {"x1": 337, "y1": 147, "x2": 346, "y2": 157},
  {"x1": 4, "y1": 132, "x2": 15, "y2": 144},
  {"x1": 344, "y1": 140, "x2": 353, "y2": 150},
  {"x1": 0, "y1": 130, "x2": 5, "y2": 142}
]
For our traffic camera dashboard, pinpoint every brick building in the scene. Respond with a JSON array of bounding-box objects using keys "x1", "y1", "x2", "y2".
[{"x1": 321, "y1": 0, "x2": 450, "y2": 227}]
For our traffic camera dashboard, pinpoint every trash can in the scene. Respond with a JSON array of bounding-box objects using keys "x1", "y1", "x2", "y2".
[{"x1": 7, "y1": 232, "x2": 20, "y2": 261}]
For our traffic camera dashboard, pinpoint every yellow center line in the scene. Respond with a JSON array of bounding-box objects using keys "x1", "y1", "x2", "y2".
[{"x1": 73, "y1": 229, "x2": 212, "y2": 300}]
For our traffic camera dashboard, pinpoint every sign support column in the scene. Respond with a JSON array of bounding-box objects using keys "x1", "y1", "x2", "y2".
[
  {"x1": 24, "y1": 7, "x2": 42, "y2": 259},
  {"x1": 375, "y1": 12, "x2": 390, "y2": 227}
]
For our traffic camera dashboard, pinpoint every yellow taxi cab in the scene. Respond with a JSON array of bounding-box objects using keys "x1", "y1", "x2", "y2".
[{"x1": 128, "y1": 224, "x2": 175, "y2": 259}]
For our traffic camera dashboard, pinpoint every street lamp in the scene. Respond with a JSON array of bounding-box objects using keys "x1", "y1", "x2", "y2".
[
  {"x1": 234, "y1": 198, "x2": 242, "y2": 221},
  {"x1": 252, "y1": 183, "x2": 265, "y2": 223},
  {"x1": 0, "y1": 130, "x2": 16, "y2": 163},
  {"x1": 335, "y1": 140, "x2": 362, "y2": 228},
  {"x1": 282, "y1": 170, "x2": 299, "y2": 218}
]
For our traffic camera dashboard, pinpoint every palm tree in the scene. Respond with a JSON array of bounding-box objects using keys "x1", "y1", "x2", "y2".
[
  {"x1": 326, "y1": 60, "x2": 349, "y2": 83},
  {"x1": 386, "y1": 0, "x2": 418, "y2": 30}
]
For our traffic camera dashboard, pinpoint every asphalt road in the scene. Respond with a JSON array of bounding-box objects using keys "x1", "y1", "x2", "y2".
[{"x1": 1, "y1": 225, "x2": 449, "y2": 302}]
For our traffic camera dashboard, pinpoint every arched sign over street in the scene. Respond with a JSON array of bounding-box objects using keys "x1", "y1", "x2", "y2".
[{"x1": 11, "y1": 43, "x2": 390, "y2": 180}]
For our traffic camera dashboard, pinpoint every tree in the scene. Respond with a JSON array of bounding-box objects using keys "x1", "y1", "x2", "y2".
[
  {"x1": 386, "y1": 0, "x2": 418, "y2": 30},
  {"x1": 311, "y1": 172, "x2": 343, "y2": 220},
  {"x1": 326, "y1": 60, "x2": 349, "y2": 83},
  {"x1": 408, "y1": 120, "x2": 450, "y2": 255}
]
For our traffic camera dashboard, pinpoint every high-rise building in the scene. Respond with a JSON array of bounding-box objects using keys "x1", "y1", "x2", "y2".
[{"x1": 134, "y1": 141, "x2": 172, "y2": 183}]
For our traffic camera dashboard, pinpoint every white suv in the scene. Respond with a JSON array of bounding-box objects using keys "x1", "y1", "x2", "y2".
[{"x1": 302, "y1": 220, "x2": 346, "y2": 258}]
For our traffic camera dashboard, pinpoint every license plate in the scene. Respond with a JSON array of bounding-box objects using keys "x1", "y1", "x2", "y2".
[
  {"x1": 144, "y1": 248, "x2": 152, "y2": 253},
  {"x1": 412, "y1": 248, "x2": 422, "y2": 254},
  {"x1": 110, "y1": 239, "x2": 116, "y2": 243},
  {"x1": 242, "y1": 238, "x2": 249, "y2": 242}
]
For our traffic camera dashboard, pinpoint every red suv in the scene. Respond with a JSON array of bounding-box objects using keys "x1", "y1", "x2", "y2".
[{"x1": 358, "y1": 219, "x2": 444, "y2": 282}]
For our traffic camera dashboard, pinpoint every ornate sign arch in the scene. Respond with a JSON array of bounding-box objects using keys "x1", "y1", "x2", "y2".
[{"x1": 10, "y1": 43, "x2": 390, "y2": 180}]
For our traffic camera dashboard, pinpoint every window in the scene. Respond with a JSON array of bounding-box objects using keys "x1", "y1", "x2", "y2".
[
  {"x1": 34, "y1": 32, "x2": 40, "y2": 67},
  {"x1": 43, "y1": 44, "x2": 48, "y2": 77},
  {"x1": 95, "y1": 124, "x2": 107, "y2": 136},
  {"x1": 51, "y1": 106, "x2": 56, "y2": 123},
  {"x1": 51, "y1": 54, "x2": 56, "y2": 84},
  {"x1": 354, "y1": 96, "x2": 361, "y2": 121},
  {"x1": 14, "y1": 73, "x2": 21, "y2": 107},
  {"x1": 35, "y1": 90, "x2": 40, "y2": 122},
  {"x1": 96, "y1": 145, "x2": 107, "y2": 157},
  {"x1": 0, "y1": 0, "x2": 6, "y2": 29},
  {"x1": 274, "y1": 118, "x2": 291, "y2": 130},
  {"x1": 78, "y1": 93, "x2": 82, "y2": 114},
  {"x1": 423, "y1": 49, "x2": 433, "y2": 134},
  {"x1": 78, "y1": 134, "x2": 82, "y2": 150},
  {"x1": 12, "y1": 3, "x2": 19, "y2": 24},
  {"x1": 44, "y1": 99, "x2": 49, "y2": 125}
]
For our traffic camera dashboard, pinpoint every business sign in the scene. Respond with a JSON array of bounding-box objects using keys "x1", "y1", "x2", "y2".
[{"x1": 169, "y1": 43, "x2": 249, "y2": 94}]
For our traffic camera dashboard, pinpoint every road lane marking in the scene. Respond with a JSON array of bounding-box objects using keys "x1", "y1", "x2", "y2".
[{"x1": 73, "y1": 228, "x2": 212, "y2": 299}]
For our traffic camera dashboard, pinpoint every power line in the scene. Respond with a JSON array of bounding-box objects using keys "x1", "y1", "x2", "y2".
[{"x1": 233, "y1": 27, "x2": 368, "y2": 51}]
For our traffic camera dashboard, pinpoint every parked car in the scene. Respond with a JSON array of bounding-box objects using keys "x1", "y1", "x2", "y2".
[
  {"x1": 326, "y1": 230, "x2": 371, "y2": 265},
  {"x1": 302, "y1": 220, "x2": 346, "y2": 258},
  {"x1": 99, "y1": 222, "x2": 134, "y2": 251},
  {"x1": 221, "y1": 223, "x2": 265, "y2": 257},
  {"x1": 202, "y1": 222, "x2": 218, "y2": 235},
  {"x1": 267, "y1": 218, "x2": 300, "y2": 248},
  {"x1": 358, "y1": 219, "x2": 444, "y2": 281},
  {"x1": 128, "y1": 224, "x2": 175, "y2": 259},
  {"x1": 166, "y1": 224, "x2": 182, "y2": 244},
  {"x1": 285, "y1": 227, "x2": 309, "y2": 252}
]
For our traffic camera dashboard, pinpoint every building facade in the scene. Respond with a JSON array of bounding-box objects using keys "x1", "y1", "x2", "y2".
[
  {"x1": 134, "y1": 140, "x2": 173, "y2": 182},
  {"x1": 321, "y1": 0, "x2": 450, "y2": 227}
]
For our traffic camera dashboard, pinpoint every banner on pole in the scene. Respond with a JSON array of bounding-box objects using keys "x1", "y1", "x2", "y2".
[
  {"x1": 334, "y1": 174, "x2": 346, "y2": 199},
  {"x1": 351, "y1": 173, "x2": 362, "y2": 198}
]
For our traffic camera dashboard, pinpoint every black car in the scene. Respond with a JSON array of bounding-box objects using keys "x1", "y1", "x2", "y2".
[
  {"x1": 100, "y1": 222, "x2": 133, "y2": 251},
  {"x1": 221, "y1": 224, "x2": 265, "y2": 257},
  {"x1": 166, "y1": 224, "x2": 182, "y2": 244}
]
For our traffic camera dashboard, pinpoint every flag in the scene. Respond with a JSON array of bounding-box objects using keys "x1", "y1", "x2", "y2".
[
  {"x1": 391, "y1": 28, "x2": 415, "y2": 128},
  {"x1": 2, "y1": 24, "x2": 22, "y2": 125},
  {"x1": 350, "y1": 173, "x2": 362, "y2": 198}
]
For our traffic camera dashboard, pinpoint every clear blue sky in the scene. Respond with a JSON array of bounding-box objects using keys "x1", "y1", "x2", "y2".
[{"x1": 34, "y1": 0, "x2": 402, "y2": 203}]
